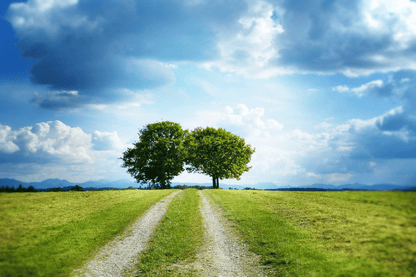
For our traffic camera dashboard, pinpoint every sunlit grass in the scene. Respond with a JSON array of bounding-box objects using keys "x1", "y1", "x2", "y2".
[
  {"x1": 204, "y1": 190, "x2": 416, "y2": 277},
  {"x1": 0, "y1": 189, "x2": 174, "y2": 277},
  {"x1": 135, "y1": 189, "x2": 204, "y2": 276}
]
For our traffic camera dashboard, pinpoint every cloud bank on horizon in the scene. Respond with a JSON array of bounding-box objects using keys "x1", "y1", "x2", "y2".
[{"x1": 1, "y1": 0, "x2": 416, "y2": 186}]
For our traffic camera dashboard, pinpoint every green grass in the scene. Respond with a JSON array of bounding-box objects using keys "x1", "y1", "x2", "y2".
[
  {"x1": 0, "y1": 189, "x2": 174, "y2": 277},
  {"x1": 204, "y1": 190, "x2": 416, "y2": 277},
  {"x1": 135, "y1": 189, "x2": 204, "y2": 276}
]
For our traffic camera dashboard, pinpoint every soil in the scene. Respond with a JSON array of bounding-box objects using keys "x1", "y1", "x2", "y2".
[
  {"x1": 162, "y1": 191, "x2": 270, "y2": 276},
  {"x1": 72, "y1": 189, "x2": 270, "y2": 276},
  {"x1": 72, "y1": 190, "x2": 181, "y2": 277},
  {"x1": 189, "y1": 191, "x2": 268, "y2": 276}
]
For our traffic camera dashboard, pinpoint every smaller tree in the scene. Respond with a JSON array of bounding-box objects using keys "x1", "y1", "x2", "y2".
[
  {"x1": 120, "y1": 121, "x2": 187, "y2": 189},
  {"x1": 71, "y1": 185, "x2": 84, "y2": 191},
  {"x1": 5, "y1": 186, "x2": 15, "y2": 192},
  {"x1": 16, "y1": 184, "x2": 25, "y2": 192},
  {"x1": 27, "y1": 186, "x2": 37, "y2": 192},
  {"x1": 186, "y1": 127, "x2": 255, "y2": 188}
]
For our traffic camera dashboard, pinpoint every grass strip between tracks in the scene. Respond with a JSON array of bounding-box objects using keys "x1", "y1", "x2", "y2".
[
  {"x1": 135, "y1": 188, "x2": 204, "y2": 276},
  {"x1": 0, "y1": 189, "x2": 174, "y2": 277},
  {"x1": 204, "y1": 190, "x2": 416, "y2": 277}
]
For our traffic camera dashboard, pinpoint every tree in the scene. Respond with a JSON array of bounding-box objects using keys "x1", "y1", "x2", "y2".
[
  {"x1": 5, "y1": 186, "x2": 15, "y2": 192},
  {"x1": 70, "y1": 185, "x2": 84, "y2": 191},
  {"x1": 16, "y1": 184, "x2": 25, "y2": 192},
  {"x1": 120, "y1": 121, "x2": 187, "y2": 189},
  {"x1": 27, "y1": 186, "x2": 37, "y2": 192},
  {"x1": 186, "y1": 127, "x2": 255, "y2": 188}
]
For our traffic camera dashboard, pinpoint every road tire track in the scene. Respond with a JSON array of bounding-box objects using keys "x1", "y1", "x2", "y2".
[
  {"x1": 72, "y1": 190, "x2": 181, "y2": 277},
  {"x1": 193, "y1": 190, "x2": 269, "y2": 277}
]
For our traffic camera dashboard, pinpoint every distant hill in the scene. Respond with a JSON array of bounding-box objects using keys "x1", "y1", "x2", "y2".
[
  {"x1": 252, "y1": 182, "x2": 280, "y2": 190},
  {"x1": 0, "y1": 178, "x2": 137, "y2": 190},
  {"x1": 79, "y1": 179, "x2": 137, "y2": 189},
  {"x1": 0, "y1": 178, "x2": 413, "y2": 191},
  {"x1": 172, "y1": 182, "x2": 279, "y2": 190},
  {"x1": 0, "y1": 178, "x2": 29, "y2": 188},
  {"x1": 29, "y1": 179, "x2": 76, "y2": 189},
  {"x1": 271, "y1": 183, "x2": 415, "y2": 191}
]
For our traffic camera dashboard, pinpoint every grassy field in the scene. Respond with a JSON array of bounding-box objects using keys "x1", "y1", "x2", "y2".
[
  {"x1": 0, "y1": 189, "x2": 174, "y2": 277},
  {"x1": 204, "y1": 190, "x2": 416, "y2": 277},
  {"x1": 2, "y1": 189, "x2": 415, "y2": 277},
  {"x1": 135, "y1": 188, "x2": 204, "y2": 276}
]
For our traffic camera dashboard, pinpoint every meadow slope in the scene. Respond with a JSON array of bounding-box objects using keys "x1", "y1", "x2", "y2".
[
  {"x1": 0, "y1": 189, "x2": 174, "y2": 276},
  {"x1": 1, "y1": 189, "x2": 414, "y2": 276},
  {"x1": 204, "y1": 190, "x2": 416, "y2": 277}
]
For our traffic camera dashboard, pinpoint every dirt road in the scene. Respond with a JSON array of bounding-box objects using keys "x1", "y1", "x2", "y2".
[
  {"x1": 72, "y1": 190, "x2": 181, "y2": 277},
  {"x1": 192, "y1": 191, "x2": 267, "y2": 276},
  {"x1": 73, "y1": 189, "x2": 268, "y2": 276}
]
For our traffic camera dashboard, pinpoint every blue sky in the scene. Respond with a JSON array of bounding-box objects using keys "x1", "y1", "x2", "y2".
[{"x1": 1, "y1": 0, "x2": 416, "y2": 186}]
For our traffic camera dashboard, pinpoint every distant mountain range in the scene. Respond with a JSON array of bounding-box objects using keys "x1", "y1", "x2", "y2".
[
  {"x1": 0, "y1": 178, "x2": 138, "y2": 190},
  {"x1": 1, "y1": 178, "x2": 414, "y2": 191},
  {"x1": 264, "y1": 183, "x2": 416, "y2": 191}
]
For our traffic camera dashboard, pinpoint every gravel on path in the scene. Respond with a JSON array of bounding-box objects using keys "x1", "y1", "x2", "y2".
[
  {"x1": 72, "y1": 190, "x2": 181, "y2": 277},
  {"x1": 193, "y1": 190, "x2": 268, "y2": 277}
]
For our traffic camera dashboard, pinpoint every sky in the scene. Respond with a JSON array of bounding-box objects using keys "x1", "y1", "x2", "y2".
[{"x1": 1, "y1": 0, "x2": 416, "y2": 187}]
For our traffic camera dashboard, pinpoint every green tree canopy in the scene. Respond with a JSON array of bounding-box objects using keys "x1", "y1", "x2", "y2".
[
  {"x1": 70, "y1": 185, "x2": 84, "y2": 191},
  {"x1": 185, "y1": 127, "x2": 255, "y2": 188},
  {"x1": 120, "y1": 121, "x2": 187, "y2": 189}
]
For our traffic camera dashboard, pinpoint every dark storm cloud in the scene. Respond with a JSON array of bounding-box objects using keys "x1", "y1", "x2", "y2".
[
  {"x1": 376, "y1": 111, "x2": 412, "y2": 132},
  {"x1": 348, "y1": 78, "x2": 416, "y2": 161},
  {"x1": 350, "y1": 124, "x2": 416, "y2": 159},
  {"x1": 333, "y1": 70, "x2": 416, "y2": 103},
  {"x1": 268, "y1": 0, "x2": 416, "y2": 74},
  {"x1": 31, "y1": 90, "x2": 82, "y2": 110},
  {"x1": 6, "y1": 0, "x2": 247, "y2": 92}
]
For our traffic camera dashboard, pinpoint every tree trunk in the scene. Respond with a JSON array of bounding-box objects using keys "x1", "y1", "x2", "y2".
[{"x1": 212, "y1": 176, "x2": 220, "y2": 189}]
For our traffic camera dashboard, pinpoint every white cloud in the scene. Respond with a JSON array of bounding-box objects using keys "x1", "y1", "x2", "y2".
[
  {"x1": 92, "y1": 131, "x2": 125, "y2": 151},
  {"x1": 332, "y1": 85, "x2": 350, "y2": 93},
  {"x1": 307, "y1": 172, "x2": 322, "y2": 179},
  {"x1": 351, "y1": 80, "x2": 384, "y2": 97},
  {"x1": 114, "y1": 89, "x2": 154, "y2": 110},
  {"x1": 0, "y1": 125, "x2": 19, "y2": 153},
  {"x1": 362, "y1": 0, "x2": 416, "y2": 49},
  {"x1": 0, "y1": 121, "x2": 131, "y2": 164},
  {"x1": 7, "y1": 0, "x2": 416, "y2": 96},
  {"x1": 17, "y1": 121, "x2": 93, "y2": 162},
  {"x1": 0, "y1": 121, "x2": 136, "y2": 182},
  {"x1": 226, "y1": 104, "x2": 283, "y2": 130},
  {"x1": 315, "y1": 118, "x2": 334, "y2": 130},
  {"x1": 201, "y1": 0, "x2": 416, "y2": 77},
  {"x1": 287, "y1": 129, "x2": 330, "y2": 151},
  {"x1": 326, "y1": 173, "x2": 354, "y2": 183},
  {"x1": 332, "y1": 80, "x2": 384, "y2": 97},
  {"x1": 188, "y1": 103, "x2": 416, "y2": 186},
  {"x1": 201, "y1": 0, "x2": 287, "y2": 78},
  {"x1": 8, "y1": 0, "x2": 99, "y2": 36},
  {"x1": 307, "y1": 172, "x2": 354, "y2": 183},
  {"x1": 161, "y1": 63, "x2": 178, "y2": 69},
  {"x1": 194, "y1": 104, "x2": 283, "y2": 139},
  {"x1": 85, "y1": 104, "x2": 107, "y2": 110}
]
